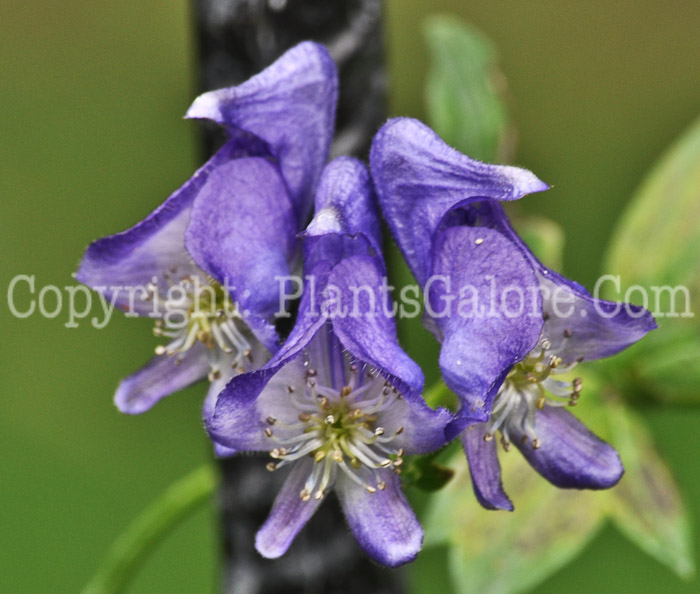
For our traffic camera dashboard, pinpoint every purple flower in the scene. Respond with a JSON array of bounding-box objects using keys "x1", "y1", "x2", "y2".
[
  {"x1": 76, "y1": 42, "x2": 337, "y2": 425},
  {"x1": 208, "y1": 158, "x2": 451, "y2": 566},
  {"x1": 371, "y1": 118, "x2": 656, "y2": 509}
]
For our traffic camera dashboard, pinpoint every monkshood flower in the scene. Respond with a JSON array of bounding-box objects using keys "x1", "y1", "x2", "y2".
[
  {"x1": 76, "y1": 42, "x2": 337, "y2": 423},
  {"x1": 208, "y1": 157, "x2": 451, "y2": 566},
  {"x1": 371, "y1": 118, "x2": 656, "y2": 509}
]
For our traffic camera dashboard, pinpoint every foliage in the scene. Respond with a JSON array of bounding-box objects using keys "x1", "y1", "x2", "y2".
[{"x1": 424, "y1": 14, "x2": 511, "y2": 163}]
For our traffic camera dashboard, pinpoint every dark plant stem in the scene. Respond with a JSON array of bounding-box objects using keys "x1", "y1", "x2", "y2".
[
  {"x1": 193, "y1": 0, "x2": 386, "y2": 160},
  {"x1": 191, "y1": 2, "x2": 400, "y2": 593}
]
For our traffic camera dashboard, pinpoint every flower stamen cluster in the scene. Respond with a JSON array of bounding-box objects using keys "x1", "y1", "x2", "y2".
[
  {"x1": 484, "y1": 333, "x2": 583, "y2": 451},
  {"x1": 147, "y1": 272, "x2": 252, "y2": 378},
  {"x1": 264, "y1": 359, "x2": 405, "y2": 501}
]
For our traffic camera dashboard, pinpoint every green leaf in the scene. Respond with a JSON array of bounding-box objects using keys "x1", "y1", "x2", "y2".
[
  {"x1": 403, "y1": 452, "x2": 456, "y2": 492},
  {"x1": 596, "y1": 312, "x2": 700, "y2": 404},
  {"x1": 512, "y1": 214, "x2": 565, "y2": 271},
  {"x1": 423, "y1": 447, "x2": 606, "y2": 594},
  {"x1": 424, "y1": 15, "x2": 511, "y2": 163},
  {"x1": 605, "y1": 115, "x2": 700, "y2": 290},
  {"x1": 601, "y1": 116, "x2": 700, "y2": 402},
  {"x1": 605, "y1": 399, "x2": 695, "y2": 578},
  {"x1": 415, "y1": 462, "x2": 455, "y2": 492},
  {"x1": 629, "y1": 329, "x2": 700, "y2": 404}
]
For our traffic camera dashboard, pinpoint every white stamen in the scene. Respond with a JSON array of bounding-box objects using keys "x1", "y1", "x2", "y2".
[
  {"x1": 262, "y1": 339, "x2": 405, "y2": 501},
  {"x1": 486, "y1": 337, "x2": 583, "y2": 450},
  {"x1": 150, "y1": 274, "x2": 254, "y2": 381}
]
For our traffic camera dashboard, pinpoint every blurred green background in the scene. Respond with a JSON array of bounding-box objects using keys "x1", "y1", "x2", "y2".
[{"x1": 1, "y1": 1, "x2": 698, "y2": 592}]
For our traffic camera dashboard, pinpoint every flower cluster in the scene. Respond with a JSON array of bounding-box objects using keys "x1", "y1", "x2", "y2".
[{"x1": 79, "y1": 43, "x2": 655, "y2": 565}]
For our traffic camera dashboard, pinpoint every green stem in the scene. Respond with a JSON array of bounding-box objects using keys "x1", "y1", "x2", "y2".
[{"x1": 81, "y1": 464, "x2": 218, "y2": 594}]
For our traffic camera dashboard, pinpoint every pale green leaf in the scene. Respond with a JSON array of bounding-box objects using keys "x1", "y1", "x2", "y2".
[
  {"x1": 605, "y1": 399, "x2": 695, "y2": 578},
  {"x1": 629, "y1": 329, "x2": 700, "y2": 404},
  {"x1": 424, "y1": 15, "x2": 511, "y2": 163},
  {"x1": 605, "y1": 115, "x2": 700, "y2": 290},
  {"x1": 424, "y1": 447, "x2": 606, "y2": 594},
  {"x1": 601, "y1": 116, "x2": 700, "y2": 402}
]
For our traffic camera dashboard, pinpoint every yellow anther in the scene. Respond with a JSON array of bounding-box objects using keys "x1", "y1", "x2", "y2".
[{"x1": 548, "y1": 355, "x2": 562, "y2": 368}]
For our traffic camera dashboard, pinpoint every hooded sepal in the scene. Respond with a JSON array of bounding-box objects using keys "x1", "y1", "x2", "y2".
[
  {"x1": 76, "y1": 147, "x2": 237, "y2": 314},
  {"x1": 186, "y1": 41, "x2": 338, "y2": 224},
  {"x1": 469, "y1": 200, "x2": 657, "y2": 364},
  {"x1": 370, "y1": 117, "x2": 548, "y2": 285},
  {"x1": 431, "y1": 225, "x2": 543, "y2": 430},
  {"x1": 184, "y1": 156, "x2": 297, "y2": 350}
]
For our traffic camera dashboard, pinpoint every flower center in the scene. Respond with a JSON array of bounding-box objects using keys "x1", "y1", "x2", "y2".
[
  {"x1": 147, "y1": 273, "x2": 252, "y2": 378},
  {"x1": 485, "y1": 337, "x2": 582, "y2": 451},
  {"x1": 264, "y1": 361, "x2": 405, "y2": 502}
]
